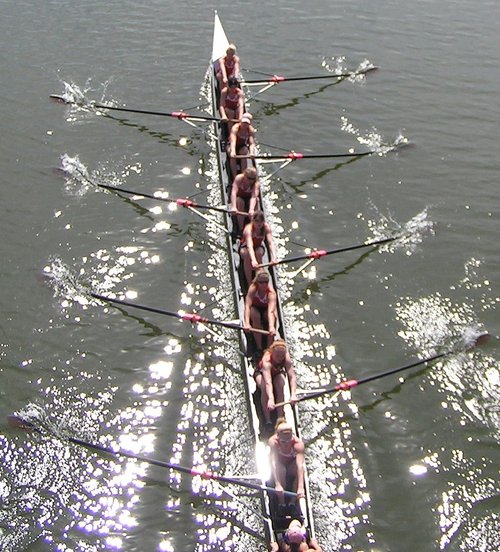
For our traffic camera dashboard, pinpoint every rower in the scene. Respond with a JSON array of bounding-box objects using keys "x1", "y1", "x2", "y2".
[
  {"x1": 219, "y1": 77, "x2": 244, "y2": 133},
  {"x1": 268, "y1": 418, "x2": 305, "y2": 513},
  {"x1": 254, "y1": 340, "x2": 297, "y2": 431},
  {"x1": 230, "y1": 166, "x2": 260, "y2": 234},
  {"x1": 270, "y1": 519, "x2": 323, "y2": 552},
  {"x1": 216, "y1": 43, "x2": 240, "y2": 87},
  {"x1": 228, "y1": 113, "x2": 256, "y2": 176},
  {"x1": 244, "y1": 269, "x2": 277, "y2": 351},
  {"x1": 239, "y1": 210, "x2": 277, "y2": 287}
]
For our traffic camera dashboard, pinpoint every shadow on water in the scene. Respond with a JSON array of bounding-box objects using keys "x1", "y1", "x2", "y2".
[
  {"x1": 286, "y1": 247, "x2": 380, "y2": 306},
  {"x1": 250, "y1": 78, "x2": 350, "y2": 118},
  {"x1": 98, "y1": 111, "x2": 211, "y2": 152}
]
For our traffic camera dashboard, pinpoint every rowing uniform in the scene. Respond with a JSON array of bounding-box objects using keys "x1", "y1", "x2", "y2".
[
  {"x1": 224, "y1": 56, "x2": 237, "y2": 78},
  {"x1": 224, "y1": 89, "x2": 240, "y2": 111},
  {"x1": 255, "y1": 351, "x2": 286, "y2": 379},
  {"x1": 275, "y1": 436, "x2": 300, "y2": 465},
  {"x1": 240, "y1": 224, "x2": 265, "y2": 250},
  {"x1": 252, "y1": 286, "x2": 271, "y2": 310},
  {"x1": 235, "y1": 124, "x2": 251, "y2": 151},
  {"x1": 236, "y1": 176, "x2": 254, "y2": 199}
]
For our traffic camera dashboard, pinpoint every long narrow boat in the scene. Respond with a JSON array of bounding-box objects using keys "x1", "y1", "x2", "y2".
[{"x1": 209, "y1": 13, "x2": 317, "y2": 549}]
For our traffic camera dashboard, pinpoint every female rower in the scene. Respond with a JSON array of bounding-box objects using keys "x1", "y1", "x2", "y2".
[
  {"x1": 228, "y1": 113, "x2": 255, "y2": 176},
  {"x1": 239, "y1": 210, "x2": 277, "y2": 287},
  {"x1": 216, "y1": 43, "x2": 240, "y2": 87},
  {"x1": 254, "y1": 340, "x2": 297, "y2": 429},
  {"x1": 244, "y1": 269, "x2": 276, "y2": 351},
  {"x1": 269, "y1": 418, "x2": 305, "y2": 510},
  {"x1": 270, "y1": 519, "x2": 323, "y2": 552},
  {"x1": 219, "y1": 77, "x2": 244, "y2": 131},
  {"x1": 230, "y1": 166, "x2": 260, "y2": 233}
]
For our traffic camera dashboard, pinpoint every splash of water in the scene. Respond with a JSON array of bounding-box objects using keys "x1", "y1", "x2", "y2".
[
  {"x1": 59, "y1": 153, "x2": 143, "y2": 197},
  {"x1": 341, "y1": 116, "x2": 410, "y2": 154},
  {"x1": 321, "y1": 57, "x2": 376, "y2": 84}
]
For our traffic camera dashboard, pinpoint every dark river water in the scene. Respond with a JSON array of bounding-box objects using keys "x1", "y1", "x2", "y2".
[{"x1": 1, "y1": 1, "x2": 498, "y2": 551}]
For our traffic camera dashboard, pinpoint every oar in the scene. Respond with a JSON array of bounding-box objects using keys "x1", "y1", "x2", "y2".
[
  {"x1": 96, "y1": 183, "x2": 247, "y2": 216},
  {"x1": 236, "y1": 150, "x2": 374, "y2": 160},
  {"x1": 243, "y1": 66, "x2": 378, "y2": 84},
  {"x1": 258, "y1": 236, "x2": 397, "y2": 268},
  {"x1": 91, "y1": 293, "x2": 270, "y2": 335},
  {"x1": 276, "y1": 333, "x2": 490, "y2": 407},
  {"x1": 7, "y1": 415, "x2": 296, "y2": 497},
  {"x1": 49, "y1": 94, "x2": 220, "y2": 122}
]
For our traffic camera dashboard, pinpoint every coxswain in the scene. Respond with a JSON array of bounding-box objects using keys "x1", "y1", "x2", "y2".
[
  {"x1": 270, "y1": 519, "x2": 323, "y2": 552},
  {"x1": 269, "y1": 418, "x2": 305, "y2": 510},
  {"x1": 254, "y1": 340, "x2": 297, "y2": 430},
  {"x1": 244, "y1": 269, "x2": 277, "y2": 351},
  {"x1": 230, "y1": 166, "x2": 260, "y2": 233},
  {"x1": 216, "y1": 43, "x2": 240, "y2": 87},
  {"x1": 228, "y1": 113, "x2": 256, "y2": 176},
  {"x1": 239, "y1": 210, "x2": 277, "y2": 287},
  {"x1": 219, "y1": 77, "x2": 244, "y2": 131}
]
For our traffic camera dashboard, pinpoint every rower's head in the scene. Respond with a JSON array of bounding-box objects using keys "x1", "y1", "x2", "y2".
[
  {"x1": 226, "y1": 44, "x2": 236, "y2": 56},
  {"x1": 267, "y1": 338, "x2": 287, "y2": 363},
  {"x1": 275, "y1": 418, "x2": 293, "y2": 443},
  {"x1": 228, "y1": 77, "x2": 239, "y2": 88},
  {"x1": 240, "y1": 113, "x2": 252, "y2": 125},
  {"x1": 251, "y1": 210, "x2": 265, "y2": 227},
  {"x1": 284, "y1": 519, "x2": 307, "y2": 544},
  {"x1": 244, "y1": 167, "x2": 257, "y2": 181},
  {"x1": 253, "y1": 269, "x2": 270, "y2": 286}
]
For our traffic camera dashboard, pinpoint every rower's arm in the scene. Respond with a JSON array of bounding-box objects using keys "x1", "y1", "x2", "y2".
[
  {"x1": 267, "y1": 291, "x2": 277, "y2": 334},
  {"x1": 243, "y1": 288, "x2": 253, "y2": 327},
  {"x1": 295, "y1": 443, "x2": 305, "y2": 495},
  {"x1": 230, "y1": 178, "x2": 239, "y2": 210},
  {"x1": 285, "y1": 358, "x2": 298, "y2": 399},
  {"x1": 265, "y1": 225, "x2": 278, "y2": 263},
  {"x1": 248, "y1": 132, "x2": 256, "y2": 156},
  {"x1": 262, "y1": 363, "x2": 275, "y2": 408},
  {"x1": 219, "y1": 89, "x2": 228, "y2": 119},
  {"x1": 229, "y1": 127, "x2": 237, "y2": 157},
  {"x1": 219, "y1": 56, "x2": 228, "y2": 82},
  {"x1": 248, "y1": 180, "x2": 260, "y2": 215}
]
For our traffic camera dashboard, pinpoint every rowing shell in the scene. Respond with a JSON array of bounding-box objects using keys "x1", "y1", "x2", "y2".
[{"x1": 209, "y1": 12, "x2": 316, "y2": 549}]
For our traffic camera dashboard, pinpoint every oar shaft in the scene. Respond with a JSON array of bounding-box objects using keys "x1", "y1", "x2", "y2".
[
  {"x1": 98, "y1": 183, "x2": 169, "y2": 203},
  {"x1": 243, "y1": 67, "x2": 378, "y2": 84},
  {"x1": 259, "y1": 236, "x2": 396, "y2": 268},
  {"x1": 49, "y1": 95, "x2": 220, "y2": 121},
  {"x1": 97, "y1": 184, "x2": 238, "y2": 214},
  {"x1": 91, "y1": 293, "x2": 181, "y2": 319},
  {"x1": 9, "y1": 417, "x2": 295, "y2": 497},
  {"x1": 91, "y1": 294, "x2": 270, "y2": 334},
  {"x1": 245, "y1": 151, "x2": 373, "y2": 160},
  {"x1": 293, "y1": 335, "x2": 489, "y2": 404}
]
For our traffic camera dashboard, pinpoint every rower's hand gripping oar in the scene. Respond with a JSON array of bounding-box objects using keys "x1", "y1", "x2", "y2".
[
  {"x1": 96, "y1": 183, "x2": 247, "y2": 216},
  {"x1": 258, "y1": 236, "x2": 397, "y2": 269},
  {"x1": 6, "y1": 416, "x2": 297, "y2": 498},
  {"x1": 50, "y1": 94, "x2": 220, "y2": 122},
  {"x1": 91, "y1": 293, "x2": 271, "y2": 335},
  {"x1": 276, "y1": 333, "x2": 490, "y2": 407}
]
